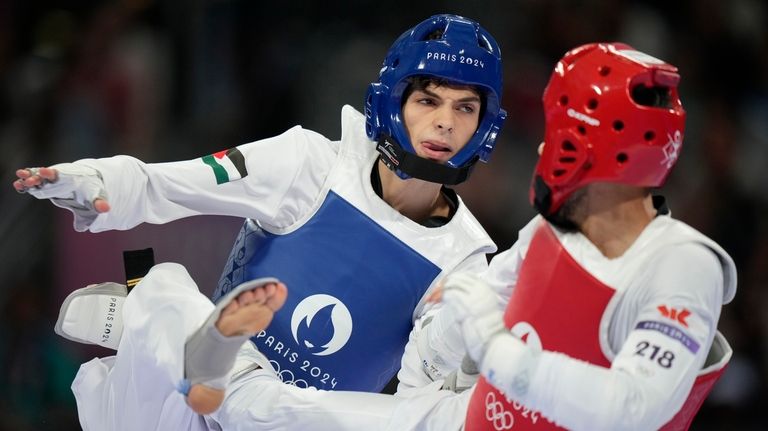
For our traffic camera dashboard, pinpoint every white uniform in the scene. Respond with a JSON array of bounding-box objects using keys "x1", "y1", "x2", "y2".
[
  {"x1": 394, "y1": 212, "x2": 736, "y2": 431},
  {"x1": 463, "y1": 214, "x2": 736, "y2": 430},
  {"x1": 67, "y1": 106, "x2": 495, "y2": 430}
]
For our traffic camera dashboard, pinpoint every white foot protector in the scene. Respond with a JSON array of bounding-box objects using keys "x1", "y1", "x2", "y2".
[
  {"x1": 54, "y1": 282, "x2": 128, "y2": 350},
  {"x1": 182, "y1": 277, "x2": 279, "y2": 394}
]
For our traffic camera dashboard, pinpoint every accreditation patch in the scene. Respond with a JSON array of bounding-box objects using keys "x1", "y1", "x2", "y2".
[{"x1": 202, "y1": 147, "x2": 248, "y2": 184}]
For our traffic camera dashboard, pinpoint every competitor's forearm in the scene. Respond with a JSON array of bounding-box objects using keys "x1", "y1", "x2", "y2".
[
  {"x1": 77, "y1": 154, "x2": 271, "y2": 232},
  {"x1": 74, "y1": 155, "x2": 204, "y2": 231},
  {"x1": 481, "y1": 334, "x2": 697, "y2": 431}
]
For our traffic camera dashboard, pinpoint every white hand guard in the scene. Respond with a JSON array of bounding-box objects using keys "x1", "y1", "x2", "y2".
[
  {"x1": 26, "y1": 163, "x2": 108, "y2": 231},
  {"x1": 442, "y1": 273, "x2": 541, "y2": 400},
  {"x1": 481, "y1": 332, "x2": 539, "y2": 399},
  {"x1": 416, "y1": 308, "x2": 467, "y2": 381},
  {"x1": 441, "y1": 272, "x2": 506, "y2": 364}
]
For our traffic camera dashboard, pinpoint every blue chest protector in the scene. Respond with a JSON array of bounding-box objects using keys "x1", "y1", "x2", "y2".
[{"x1": 213, "y1": 191, "x2": 440, "y2": 391}]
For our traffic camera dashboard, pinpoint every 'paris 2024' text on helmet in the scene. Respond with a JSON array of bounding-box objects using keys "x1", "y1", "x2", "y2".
[
  {"x1": 531, "y1": 42, "x2": 686, "y2": 216},
  {"x1": 365, "y1": 14, "x2": 506, "y2": 185}
]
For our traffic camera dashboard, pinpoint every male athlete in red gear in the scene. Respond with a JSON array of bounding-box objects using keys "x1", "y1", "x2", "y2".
[{"x1": 440, "y1": 43, "x2": 736, "y2": 431}]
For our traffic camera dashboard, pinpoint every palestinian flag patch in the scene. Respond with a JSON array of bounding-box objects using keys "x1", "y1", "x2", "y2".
[{"x1": 201, "y1": 148, "x2": 248, "y2": 184}]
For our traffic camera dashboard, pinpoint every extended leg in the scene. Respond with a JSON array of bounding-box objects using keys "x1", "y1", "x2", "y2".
[
  {"x1": 184, "y1": 278, "x2": 287, "y2": 414},
  {"x1": 68, "y1": 263, "x2": 284, "y2": 430}
]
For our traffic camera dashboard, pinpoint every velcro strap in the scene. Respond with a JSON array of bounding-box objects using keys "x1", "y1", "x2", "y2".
[{"x1": 123, "y1": 248, "x2": 155, "y2": 291}]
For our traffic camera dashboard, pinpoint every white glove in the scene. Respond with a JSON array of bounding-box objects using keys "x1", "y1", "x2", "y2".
[
  {"x1": 441, "y1": 272, "x2": 506, "y2": 364},
  {"x1": 416, "y1": 307, "x2": 467, "y2": 381},
  {"x1": 442, "y1": 273, "x2": 540, "y2": 400},
  {"x1": 19, "y1": 163, "x2": 109, "y2": 231}
]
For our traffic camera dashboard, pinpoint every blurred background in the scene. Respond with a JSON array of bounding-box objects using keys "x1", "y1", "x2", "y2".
[{"x1": 0, "y1": 0, "x2": 766, "y2": 429}]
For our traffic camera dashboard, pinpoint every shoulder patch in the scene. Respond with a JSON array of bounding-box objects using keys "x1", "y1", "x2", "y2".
[{"x1": 202, "y1": 148, "x2": 248, "y2": 184}]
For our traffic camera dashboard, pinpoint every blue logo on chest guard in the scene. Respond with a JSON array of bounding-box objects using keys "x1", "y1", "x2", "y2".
[{"x1": 290, "y1": 294, "x2": 353, "y2": 356}]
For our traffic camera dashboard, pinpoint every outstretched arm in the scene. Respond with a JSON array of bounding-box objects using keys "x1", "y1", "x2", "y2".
[{"x1": 13, "y1": 126, "x2": 336, "y2": 232}]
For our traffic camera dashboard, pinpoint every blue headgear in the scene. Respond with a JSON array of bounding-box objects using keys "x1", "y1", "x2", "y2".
[{"x1": 365, "y1": 14, "x2": 506, "y2": 185}]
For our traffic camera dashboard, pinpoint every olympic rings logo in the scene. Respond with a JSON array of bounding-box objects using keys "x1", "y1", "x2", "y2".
[
  {"x1": 269, "y1": 359, "x2": 310, "y2": 388},
  {"x1": 485, "y1": 391, "x2": 514, "y2": 430}
]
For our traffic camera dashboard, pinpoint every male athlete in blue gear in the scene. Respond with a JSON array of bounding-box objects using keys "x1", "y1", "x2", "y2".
[{"x1": 15, "y1": 14, "x2": 506, "y2": 430}]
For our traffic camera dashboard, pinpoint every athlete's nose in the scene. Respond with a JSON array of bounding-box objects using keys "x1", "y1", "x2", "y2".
[{"x1": 434, "y1": 105, "x2": 455, "y2": 133}]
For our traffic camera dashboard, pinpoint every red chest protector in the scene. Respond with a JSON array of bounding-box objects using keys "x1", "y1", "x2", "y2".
[{"x1": 465, "y1": 222, "x2": 726, "y2": 431}]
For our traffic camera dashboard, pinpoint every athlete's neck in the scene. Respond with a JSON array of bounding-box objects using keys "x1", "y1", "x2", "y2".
[
  {"x1": 377, "y1": 160, "x2": 451, "y2": 223},
  {"x1": 575, "y1": 184, "x2": 656, "y2": 259}
]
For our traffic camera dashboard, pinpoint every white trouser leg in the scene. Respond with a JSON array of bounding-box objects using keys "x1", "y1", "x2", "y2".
[
  {"x1": 71, "y1": 261, "x2": 469, "y2": 431},
  {"x1": 71, "y1": 262, "x2": 214, "y2": 431},
  {"x1": 212, "y1": 343, "x2": 469, "y2": 431},
  {"x1": 211, "y1": 343, "x2": 395, "y2": 431},
  {"x1": 388, "y1": 383, "x2": 471, "y2": 431}
]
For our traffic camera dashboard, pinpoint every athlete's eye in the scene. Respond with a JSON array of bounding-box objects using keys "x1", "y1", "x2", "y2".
[{"x1": 417, "y1": 97, "x2": 437, "y2": 106}]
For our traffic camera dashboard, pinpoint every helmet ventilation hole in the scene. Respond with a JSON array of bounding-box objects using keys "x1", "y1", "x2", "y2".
[
  {"x1": 613, "y1": 120, "x2": 624, "y2": 131},
  {"x1": 559, "y1": 95, "x2": 569, "y2": 106},
  {"x1": 392, "y1": 58, "x2": 400, "y2": 68},
  {"x1": 577, "y1": 125, "x2": 587, "y2": 135},
  {"x1": 586, "y1": 98, "x2": 598, "y2": 110},
  {"x1": 553, "y1": 169, "x2": 567, "y2": 177},
  {"x1": 598, "y1": 66, "x2": 611, "y2": 76},
  {"x1": 616, "y1": 153, "x2": 628, "y2": 164},
  {"x1": 644, "y1": 131, "x2": 655, "y2": 141},
  {"x1": 561, "y1": 140, "x2": 576, "y2": 151}
]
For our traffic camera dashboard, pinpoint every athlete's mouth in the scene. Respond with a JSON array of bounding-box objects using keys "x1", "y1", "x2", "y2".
[{"x1": 420, "y1": 141, "x2": 452, "y2": 161}]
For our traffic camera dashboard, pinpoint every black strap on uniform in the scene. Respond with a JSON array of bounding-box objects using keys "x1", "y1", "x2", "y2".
[
  {"x1": 376, "y1": 135, "x2": 477, "y2": 186},
  {"x1": 123, "y1": 248, "x2": 155, "y2": 292}
]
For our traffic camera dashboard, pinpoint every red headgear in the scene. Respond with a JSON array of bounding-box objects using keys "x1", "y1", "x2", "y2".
[{"x1": 531, "y1": 42, "x2": 686, "y2": 216}]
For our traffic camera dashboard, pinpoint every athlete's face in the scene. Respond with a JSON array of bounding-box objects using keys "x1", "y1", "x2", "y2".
[{"x1": 402, "y1": 84, "x2": 481, "y2": 163}]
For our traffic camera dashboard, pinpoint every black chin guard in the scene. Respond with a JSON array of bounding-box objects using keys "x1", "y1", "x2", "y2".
[
  {"x1": 376, "y1": 135, "x2": 477, "y2": 185},
  {"x1": 532, "y1": 175, "x2": 579, "y2": 232}
]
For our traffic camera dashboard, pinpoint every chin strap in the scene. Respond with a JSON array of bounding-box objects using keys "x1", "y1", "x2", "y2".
[{"x1": 376, "y1": 135, "x2": 477, "y2": 185}]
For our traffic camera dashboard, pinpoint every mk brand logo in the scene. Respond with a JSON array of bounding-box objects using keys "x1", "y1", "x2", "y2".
[
  {"x1": 657, "y1": 305, "x2": 690, "y2": 327},
  {"x1": 290, "y1": 294, "x2": 353, "y2": 356}
]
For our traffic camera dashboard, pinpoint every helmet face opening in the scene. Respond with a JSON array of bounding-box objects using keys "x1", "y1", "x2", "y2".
[
  {"x1": 630, "y1": 84, "x2": 673, "y2": 109},
  {"x1": 531, "y1": 42, "x2": 686, "y2": 216},
  {"x1": 365, "y1": 14, "x2": 507, "y2": 184}
]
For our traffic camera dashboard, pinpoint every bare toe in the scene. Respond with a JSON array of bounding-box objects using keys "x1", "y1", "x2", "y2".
[
  {"x1": 221, "y1": 299, "x2": 240, "y2": 316},
  {"x1": 216, "y1": 295, "x2": 275, "y2": 337},
  {"x1": 265, "y1": 282, "x2": 288, "y2": 311},
  {"x1": 236, "y1": 290, "x2": 256, "y2": 306}
]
